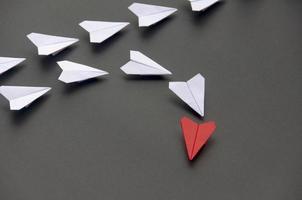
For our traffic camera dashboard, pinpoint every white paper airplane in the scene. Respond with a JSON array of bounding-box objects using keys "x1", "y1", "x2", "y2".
[
  {"x1": 128, "y1": 3, "x2": 177, "y2": 27},
  {"x1": 27, "y1": 33, "x2": 79, "y2": 55},
  {"x1": 0, "y1": 86, "x2": 51, "y2": 110},
  {"x1": 79, "y1": 21, "x2": 129, "y2": 43},
  {"x1": 57, "y1": 60, "x2": 109, "y2": 83},
  {"x1": 121, "y1": 50, "x2": 172, "y2": 75},
  {"x1": 0, "y1": 57, "x2": 26, "y2": 75},
  {"x1": 189, "y1": 0, "x2": 220, "y2": 11},
  {"x1": 169, "y1": 74, "x2": 205, "y2": 117}
]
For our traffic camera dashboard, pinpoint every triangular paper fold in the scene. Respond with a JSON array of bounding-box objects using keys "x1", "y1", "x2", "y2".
[
  {"x1": 128, "y1": 3, "x2": 177, "y2": 27},
  {"x1": 57, "y1": 60, "x2": 108, "y2": 83},
  {"x1": 79, "y1": 21, "x2": 129, "y2": 43},
  {"x1": 0, "y1": 86, "x2": 51, "y2": 110},
  {"x1": 180, "y1": 117, "x2": 216, "y2": 160},
  {"x1": 169, "y1": 73, "x2": 205, "y2": 116},
  {"x1": 121, "y1": 50, "x2": 172, "y2": 75},
  {"x1": 189, "y1": 0, "x2": 220, "y2": 12},
  {"x1": 27, "y1": 33, "x2": 79, "y2": 55},
  {"x1": 0, "y1": 57, "x2": 25, "y2": 74}
]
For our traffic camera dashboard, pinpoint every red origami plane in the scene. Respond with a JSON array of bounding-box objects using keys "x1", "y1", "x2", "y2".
[{"x1": 180, "y1": 117, "x2": 216, "y2": 160}]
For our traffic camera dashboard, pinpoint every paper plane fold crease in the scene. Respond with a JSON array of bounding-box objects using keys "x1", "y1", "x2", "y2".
[
  {"x1": 181, "y1": 117, "x2": 216, "y2": 160},
  {"x1": 0, "y1": 86, "x2": 51, "y2": 110},
  {"x1": 79, "y1": 21, "x2": 129, "y2": 43},
  {"x1": 57, "y1": 60, "x2": 108, "y2": 83},
  {"x1": 0, "y1": 57, "x2": 26, "y2": 75},
  {"x1": 189, "y1": 0, "x2": 220, "y2": 11},
  {"x1": 128, "y1": 3, "x2": 177, "y2": 27},
  {"x1": 169, "y1": 73, "x2": 205, "y2": 117},
  {"x1": 27, "y1": 33, "x2": 79, "y2": 55},
  {"x1": 121, "y1": 50, "x2": 172, "y2": 75}
]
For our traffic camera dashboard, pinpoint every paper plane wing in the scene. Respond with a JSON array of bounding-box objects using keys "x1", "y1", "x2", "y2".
[
  {"x1": 79, "y1": 21, "x2": 129, "y2": 43},
  {"x1": 169, "y1": 73, "x2": 205, "y2": 116},
  {"x1": 0, "y1": 57, "x2": 26, "y2": 74},
  {"x1": 189, "y1": 0, "x2": 220, "y2": 11},
  {"x1": 128, "y1": 3, "x2": 177, "y2": 27},
  {"x1": 57, "y1": 60, "x2": 108, "y2": 83},
  {"x1": 120, "y1": 50, "x2": 172, "y2": 75},
  {"x1": 181, "y1": 117, "x2": 216, "y2": 160},
  {"x1": 0, "y1": 86, "x2": 51, "y2": 110},
  {"x1": 27, "y1": 33, "x2": 79, "y2": 55}
]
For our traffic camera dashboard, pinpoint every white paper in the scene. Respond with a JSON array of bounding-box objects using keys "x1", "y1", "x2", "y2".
[
  {"x1": 169, "y1": 73, "x2": 205, "y2": 116},
  {"x1": 0, "y1": 57, "x2": 25, "y2": 75},
  {"x1": 27, "y1": 33, "x2": 79, "y2": 55},
  {"x1": 128, "y1": 3, "x2": 177, "y2": 27},
  {"x1": 189, "y1": 0, "x2": 220, "y2": 11},
  {"x1": 79, "y1": 21, "x2": 129, "y2": 43},
  {"x1": 0, "y1": 86, "x2": 51, "y2": 110},
  {"x1": 57, "y1": 60, "x2": 109, "y2": 83},
  {"x1": 121, "y1": 50, "x2": 172, "y2": 75}
]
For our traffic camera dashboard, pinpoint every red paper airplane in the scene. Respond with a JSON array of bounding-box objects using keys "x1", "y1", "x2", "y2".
[{"x1": 180, "y1": 117, "x2": 216, "y2": 160}]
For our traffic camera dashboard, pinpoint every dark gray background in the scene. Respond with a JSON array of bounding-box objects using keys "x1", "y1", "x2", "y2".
[{"x1": 0, "y1": 0, "x2": 301, "y2": 199}]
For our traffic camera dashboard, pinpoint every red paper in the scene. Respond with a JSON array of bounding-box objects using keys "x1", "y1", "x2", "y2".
[{"x1": 180, "y1": 117, "x2": 216, "y2": 160}]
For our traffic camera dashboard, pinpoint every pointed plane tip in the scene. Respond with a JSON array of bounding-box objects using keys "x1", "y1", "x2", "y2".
[
  {"x1": 102, "y1": 71, "x2": 109, "y2": 75},
  {"x1": 161, "y1": 70, "x2": 172, "y2": 75},
  {"x1": 194, "y1": 106, "x2": 204, "y2": 117},
  {"x1": 122, "y1": 22, "x2": 130, "y2": 26},
  {"x1": 45, "y1": 87, "x2": 52, "y2": 92},
  {"x1": 123, "y1": 22, "x2": 131, "y2": 27},
  {"x1": 73, "y1": 38, "x2": 80, "y2": 43},
  {"x1": 14, "y1": 58, "x2": 26, "y2": 66},
  {"x1": 166, "y1": 71, "x2": 172, "y2": 75},
  {"x1": 42, "y1": 87, "x2": 51, "y2": 93},
  {"x1": 116, "y1": 22, "x2": 130, "y2": 29},
  {"x1": 95, "y1": 69, "x2": 109, "y2": 76},
  {"x1": 196, "y1": 108, "x2": 204, "y2": 117},
  {"x1": 12, "y1": 57, "x2": 26, "y2": 64},
  {"x1": 190, "y1": 0, "x2": 221, "y2": 11}
]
